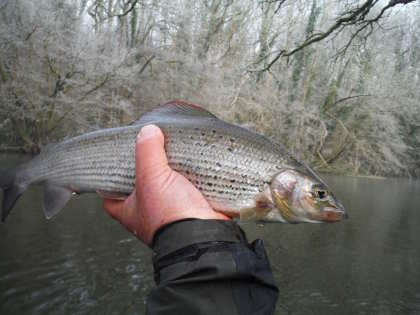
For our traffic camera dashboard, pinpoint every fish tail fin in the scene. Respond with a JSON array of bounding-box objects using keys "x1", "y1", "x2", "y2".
[{"x1": 0, "y1": 169, "x2": 27, "y2": 222}]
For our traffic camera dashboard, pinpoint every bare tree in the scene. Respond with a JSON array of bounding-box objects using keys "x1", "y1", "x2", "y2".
[{"x1": 1, "y1": 0, "x2": 419, "y2": 177}]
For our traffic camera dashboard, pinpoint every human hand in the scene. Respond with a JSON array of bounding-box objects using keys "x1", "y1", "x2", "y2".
[{"x1": 103, "y1": 124, "x2": 230, "y2": 245}]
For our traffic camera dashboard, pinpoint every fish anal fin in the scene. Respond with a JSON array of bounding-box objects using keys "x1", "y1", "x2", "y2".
[
  {"x1": 43, "y1": 183, "x2": 72, "y2": 219},
  {"x1": 97, "y1": 190, "x2": 128, "y2": 200},
  {"x1": 132, "y1": 100, "x2": 217, "y2": 125}
]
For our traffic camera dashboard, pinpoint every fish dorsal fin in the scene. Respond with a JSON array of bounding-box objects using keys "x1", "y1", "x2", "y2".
[{"x1": 133, "y1": 100, "x2": 218, "y2": 125}]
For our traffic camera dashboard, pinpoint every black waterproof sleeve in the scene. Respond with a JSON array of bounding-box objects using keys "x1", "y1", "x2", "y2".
[{"x1": 146, "y1": 219, "x2": 279, "y2": 315}]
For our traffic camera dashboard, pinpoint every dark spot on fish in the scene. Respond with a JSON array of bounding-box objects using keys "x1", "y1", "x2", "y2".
[
  {"x1": 208, "y1": 183, "x2": 213, "y2": 187},
  {"x1": 201, "y1": 132, "x2": 205, "y2": 136},
  {"x1": 227, "y1": 147, "x2": 233, "y2": 152},
  {"x1": 241, "y1": 174, "x2": 248, "y2": 178},
  {"x1": 186, "y1": 170, "x2": 190, "y2": 175},
  {"x1": 233, "y1": 166, "x2": 238, "y2": 170},
  {"x1": 200, "y1": 152, "x2": 204, "y2": 156},
  {"x1": 178, "y1": 130, "x2": 183, "y2": 134},
  {"x1": 212, "y1": 130, "x2": 216, "y2": 134},
  {"x1": 219, "y1": 135, "x2": 223, "y2": 139},
  {"x1": 242, "y1": 187, "x2": 247, "y2": 191},
  {"x1": 214, "y1": 175, "x2": 218, "y2": 180},
  {"x1": 189, "y1": 135, "x2": 194, "y2": 140},
  {"x1": 218, "y1": 190, "x2": 224, "y2": 194},
  {"x1": 230, "y1": 179, "x2": 236, "y2": 183},
  {"x1": 216, "y1": 162, "x2": 221, "y2": 167},
  {"x1": 230, "y1": 138, "x2": 235, "y2": 143}
]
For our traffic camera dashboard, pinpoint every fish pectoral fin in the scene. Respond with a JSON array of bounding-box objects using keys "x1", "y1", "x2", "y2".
[
  {"x1": 239, "y1": 194, "x2": 273, "y2": 221},
  {"x1": 42, "y1": 183, "x2": 72, "y2": 219},
  {"x1": 239, "y1": 206, "x2": 271, "y2": 221},
  {"x1": 96, "y1": 190, "x2": 128, "y2": 200}
]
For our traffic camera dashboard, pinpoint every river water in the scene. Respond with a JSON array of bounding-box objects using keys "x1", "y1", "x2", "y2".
[{"x1": 1, "y1": 154, "x2": 420, "y2": 314}]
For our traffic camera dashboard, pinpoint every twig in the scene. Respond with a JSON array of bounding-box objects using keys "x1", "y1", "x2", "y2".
[
  {"x1": 139, "y1": 55, "x2": 155, "y2": 75},
  {"x1": 329, "y1": 94, "x2": 372, "y2": 109},
  {"x1": 24, "y1": 25, "x2": 38, "y2": 41},
  {"x1": 111, "y1": 0, "x2": 139, "y2": 18},
  {"x1": 78, "y1": 74, "x2": 109, "y2": 102}
]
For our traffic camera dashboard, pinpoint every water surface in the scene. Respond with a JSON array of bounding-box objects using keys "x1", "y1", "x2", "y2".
[{"x1": 1, "y1": 154, "x2": 420, "y2": 314}]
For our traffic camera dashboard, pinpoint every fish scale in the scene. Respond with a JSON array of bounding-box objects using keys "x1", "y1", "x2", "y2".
[
  {"x1": 1, "y1": 100, "x2": 348, "y2": 223},
  {"x1": 164, "y1": 129, "x2": 279, "y2": 206},
  {"x1": 17, "y1": 116, "x2": 283, "y2": 214}
]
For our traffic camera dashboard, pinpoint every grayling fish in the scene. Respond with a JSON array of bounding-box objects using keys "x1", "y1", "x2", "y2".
[{"x1": 0, "y1": 100, "x2": 348, "y2": 223}]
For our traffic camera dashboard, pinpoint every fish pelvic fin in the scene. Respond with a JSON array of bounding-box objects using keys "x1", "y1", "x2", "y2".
[
  {"x1": 42, "y1": 183, "x2": 72, "y2": 219},
  {"x1": 0, "y1": 169, "x2": 28, "y2": 222}
]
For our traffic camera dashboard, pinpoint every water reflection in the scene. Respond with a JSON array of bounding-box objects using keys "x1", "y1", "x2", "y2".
[
  {"x1": 243, "y1": 176, "x2": 420, "y2": 314},
  {"x1": 1, "y1": 154, "x2": 420, "y2": 314},
  {"x1": 0, "y1": 182, "x2": 154, "y2": 315}
]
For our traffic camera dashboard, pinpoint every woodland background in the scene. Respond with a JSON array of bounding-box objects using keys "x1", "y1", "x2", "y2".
[{"x1": 0, "y1": 0, "x2": 419, "y2": 177}]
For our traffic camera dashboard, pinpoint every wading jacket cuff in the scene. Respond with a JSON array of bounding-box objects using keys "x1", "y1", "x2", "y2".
[
  {"x1": 147, "y1": 219, "x2": 279, "y2": 314},
  {"x1": 152, "y1": 219, "x2": 247, "y2": 259}
]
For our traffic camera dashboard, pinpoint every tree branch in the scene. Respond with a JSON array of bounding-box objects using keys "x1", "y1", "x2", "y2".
[
  {"x1": 138, "y1": 55, "x2": 155, "y2": 74},
  {"x1": 254, "y1": 0, "x2": 416, "y2": 72},
  {"x1": 112, "y1": 0, "x2": 138, "y2": 18},
  {"x1": 24, "y1": 25, "x2": 38, "y2": 41},
  {"x1": 78, "y1": 74, "x2": 110, "y2": 102},
  {"x1": 329, "y1": 94, "x2": 372, "y2": 109}
]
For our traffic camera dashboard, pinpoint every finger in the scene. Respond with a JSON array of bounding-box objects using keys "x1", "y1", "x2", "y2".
[
  {"x1": 103, "y1": 198, "x2": 124, "y2": 221},
  {"x1": 136, "y1": 124, "x2": 170, "y2": 185}
]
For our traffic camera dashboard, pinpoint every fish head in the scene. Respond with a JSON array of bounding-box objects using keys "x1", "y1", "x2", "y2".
[{"x1": 268, "y1": 169, "x2": 348, "y2": 223}]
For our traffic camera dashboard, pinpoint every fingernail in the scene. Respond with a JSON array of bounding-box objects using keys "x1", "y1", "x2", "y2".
[{"x1": 138, "y1": 124, "x2": 160, "y2": 142}]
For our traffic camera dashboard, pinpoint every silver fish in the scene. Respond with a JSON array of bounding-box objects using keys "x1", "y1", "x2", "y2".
[{"x1": 0, "y1": 100, "x2": 348, "y2": 223}]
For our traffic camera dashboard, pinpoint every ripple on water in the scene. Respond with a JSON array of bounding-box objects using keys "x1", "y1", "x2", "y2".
[{"x1": 1, "y1": 168, "x2": 420, "y2": 315}]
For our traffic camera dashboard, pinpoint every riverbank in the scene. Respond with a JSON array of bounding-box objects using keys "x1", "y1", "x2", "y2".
[{"x1": 0, "y1": 147, "x2": 26, "y2": 153}]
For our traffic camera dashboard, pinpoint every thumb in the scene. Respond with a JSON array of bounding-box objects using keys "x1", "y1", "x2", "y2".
[{"x1": 136, "y1": 124, "x2": 170, "y2": 186}]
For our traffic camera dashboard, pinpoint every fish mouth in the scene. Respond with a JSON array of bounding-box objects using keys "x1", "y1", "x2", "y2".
[{"x1": 322, "y1": 206, "x2": 348, "y2": 222}]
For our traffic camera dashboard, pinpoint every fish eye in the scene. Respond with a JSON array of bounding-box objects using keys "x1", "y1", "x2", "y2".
[{"x1": 313, "y1": 189, "x2": 328, "y2": 200}]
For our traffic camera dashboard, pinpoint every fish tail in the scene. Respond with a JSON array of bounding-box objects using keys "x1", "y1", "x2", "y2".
[{"x1": 0, "y1": 168, "x2": 28, "y2": 222}]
